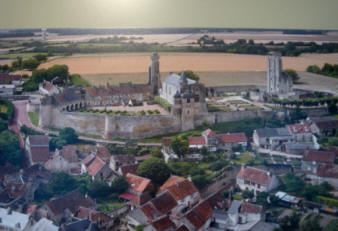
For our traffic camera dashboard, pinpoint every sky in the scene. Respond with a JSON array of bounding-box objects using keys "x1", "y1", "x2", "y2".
[{"x1": 1, "y1": 0, "x2": 338, "y2": 30}]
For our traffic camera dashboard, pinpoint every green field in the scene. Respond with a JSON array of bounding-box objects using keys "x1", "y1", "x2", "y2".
[{"x1": 28, "y1": 112, "x2": 39, "y2": 126}]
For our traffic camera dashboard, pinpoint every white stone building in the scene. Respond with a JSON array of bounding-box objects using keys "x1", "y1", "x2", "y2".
[{"x1": 236, "y1": 166, "x2": 280, "y2": 195}]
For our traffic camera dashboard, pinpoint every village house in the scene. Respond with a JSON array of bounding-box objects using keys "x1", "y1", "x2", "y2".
[
  {"x1": 161, "y1": 137, "x2": 179, "y2": 163},
  {"x1": 286, "y1": 123, "x2": 314, "y2": 142},
  {"x1": 0, "y1": 207, "x2": 32, "y2": 231},
  {"x1": 301, "y1": 150, "x2": 336, "y2": 175},
  {"x1": 39, "y1": 80, "x2": 60, "y2": 96},
  {"x1": 0, "y1": 74, "x2": 23, "y2": 97},
  {"x1": 75, "y1": 206, "x2": 115, "y2": 230},
  {"x1": 25, "y1": 135, "x2": 50, "y2": 166},
  {"x1": 275, "y1": 191, "x2": 302, "y2": 208},
  {"x1": 45, "y1": 145, "x2": 81, "y2": 175},
  {"x1": 39, "y1": 190, "x2": 96, "y2": 225},
  {"x1": 121, "y1": 173, "x2": 154, "y2": 207},
  {"x1": 253, "y1": 127, "x2": 292, "y2": 150},
  {"x1": 81, "y1": 154, "x2": 112, "y2": 181},
  {"x1": 109, "y1": 154, "x2": 136, "y2": 173},
  {"x1": 189, "y1": 129, "x2": 248, "y2": 152},
  {"x1": 127, "y1": 176, "x2": 212, "y2": 231},
  {"x1": 59, "y1": 218, "x2": 99, "y2": 231},
  {"x1": 314, "y1": 165, "x2": 338, "y2": 190},
  {"x1": 30, "y1": 218, "x2": 59, "y2": 231},
  {"x1": 209, "y1": 200, "x2": 271, "y2": 231},
  {"x1": 308, "y1": 117, "x2": 338, "y2": 136},
  {"x1": 236, "y1": 166, "x2": 280, "y2": 195}
]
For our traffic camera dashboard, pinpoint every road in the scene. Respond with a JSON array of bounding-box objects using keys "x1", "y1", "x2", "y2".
[{"x1": 12, "y1": 100, "x2": 161, "y2": 147}]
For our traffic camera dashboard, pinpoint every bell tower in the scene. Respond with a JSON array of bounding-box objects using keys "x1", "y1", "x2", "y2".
[{"x1": 149, "y1": 53, "x2": 160, "y2": 94}]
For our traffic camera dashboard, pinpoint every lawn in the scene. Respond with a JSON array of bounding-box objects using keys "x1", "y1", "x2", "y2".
[
  {"x1": 69, "y1": 74, "x2": 90, "y2": 86},
  {"x1": 97, "y1": 199, "x2": 125, "y2": 213},
  {"x1": 0, "y1": 52, "x2": 45, "y2": 59},
  {"x1": 28, "y1": 112, "x2": 39, "y2": 126}
]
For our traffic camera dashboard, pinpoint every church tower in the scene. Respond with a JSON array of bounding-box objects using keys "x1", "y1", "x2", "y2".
[
  {"x1": 149, "y1": 53, "x2": 160, "y2": 94},
  {"x1": 267, "y1": 52, "x2": 282, "y2": 94}
]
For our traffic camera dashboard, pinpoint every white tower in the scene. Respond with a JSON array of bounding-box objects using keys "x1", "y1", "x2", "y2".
[
  {"x1": 267, "y1": 52, "x2": 282, "y2": 94},
  {"x1": 41, "y1": 28, "x2": 47, "y2": 41}
]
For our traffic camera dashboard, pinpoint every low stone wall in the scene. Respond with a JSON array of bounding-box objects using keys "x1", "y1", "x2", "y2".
[
  {"x1": 208, "y1": 85, "x2": 265, "y2": 95},
  {"x1": 213, "y1": 110, "x2": 273, "y2": 123}
]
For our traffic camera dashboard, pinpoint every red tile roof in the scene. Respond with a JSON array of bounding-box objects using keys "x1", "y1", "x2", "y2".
[
  {"x1": 61, "y1": 145, "x2": 78, "y2": 163},
  {"x1": 28, "y1": 135, "x2": 49, "y2": 146},
  {"x1": 287, "y1": 123, "x2": 312, "y2": 134},
  {"x1": 217, "y1": 132, "x2": 248, "y2": 143},
  {"x1": 193, "y1": 200, "x2": 213, "y2": 221},
  {"x1": 151, "y1": 216, "x2": 175, "y2": 231},
  {"x1": 112, "y1": 155, "x2": 136, "y2": 165},
  {"x1": 126, "y1": 173, "x2": 153, "y2": 193},
  {"x1": 86, "y1": 156, "x2": 106, "y2": 177},
  {"x1": 120, "y1": 164, "x2": 139, "y2": 176},
  {"x1": 303, "y1": 150, "x2": 335, "y2": 164},
  {"x1": 30, "y1": 146, "x2": 51, "y2": 163},
  {"x1": 0, "y1": 74, "x2": 21, "y2": 84},
  {"x1": 158, "y1": 175, "x2": 186, "y2": 193},
  {"x1": 119, "y1": 192, "x2": 137, "y2": 200},
  {"x1": 76, "y1": 206, "x2": 112, "y2": 223},
  {"x1": 82, "y1": 154, "x2": 95, "y2": 166},
  {"x1": 314, "y1": 120, "x2": 338, "y2": 130},
  {"x1": 328, "y1": 146, "x2": 338, "y2": 156},
  {"x1": 151, "y1": 191, "x2": 178, "y2": 214},
  {"x1": 185, "y1": 211, "x2": 205, "y2": 229},
  {"x1": 141, "y1": 202, "x2": 161, "y2": 220},
  {"x1": 317, "y1": 165, "x2": 338, "y2": 178},
  {"x1": 241, "y1": 202, "x2": 263, "y2": 214},
  {"x1": 164, "y1": 180, "x2": 199, "y2": 201},
  {"x1": 237, "y1": 166, "x2": 271, "y2": 186},
  {"x1": 176, "y1": 225, "x2": 189, "y2": 231},
  {"x1": 95, "y1": 146, "x2": 110, "y2": 162},
  {"x1": 188, "y1": 136, "x2": 206, "y2": 145},
  {"x1": 203, "y1": 129, "x2": 216, "y2": 137},
  {"x1": 0, "y1": 163, "x2": 18, "y2": 180}
]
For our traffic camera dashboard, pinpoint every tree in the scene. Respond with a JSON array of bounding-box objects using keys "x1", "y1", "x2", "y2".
[
  {"x1": 49, "y1": 137, "x2": 67, "y2": 151},
  {"x1": 300, "y1": 214, "x2": 322, "y2": 231},
  {"x1": 137, "y1": 158, "x2": 171, "y2": 184},
  {"x1": 86, "y1": 180, "x2": 113, "y2": 198},
  {"x1": 242, "y1": 190, "x2": 254, "y2": 199},
  {"x1": 180, "y1": 70, "x2": 200, "y2": 82},
  {"x1": 328, "y1": 102, "x2": 338, "y2": 115},
  {"x1": 48, "y1": 172, "x2": 78, "y2": 195},
  {"x1": 0, "y1": 130, "x2": 22, "y2": 167},
  {"x1": 59, "y1": 127, "x2": 78, "y2": 144},
  {"x1": 281, "y1": 173, "x2": 305, "y2": 194},
  {"x1": 33, "y1": 53, "x2": 48, "y2": 62},
  {"x1": 276, "y1": 212, "x2": 301, "y2": 231},
  {"x1": 324, "y1": 219, "x2": 338, "y2": 231},
  {"x1": 170, "y1": 136, "x2": 189, "y2": 157},
  {"x1": 22, "y1": 58, "x2": 40, "y2": 70},
  {"x1": 110, "y1": 176, "x2": 128, "y2": 194},
  {"x1": 306, "y1": 65, "x2": 321, "y2": 74},
  {"x1": 284, "y1": 69, "x2": 300, "y2": 83},
  {"x1": 192, "y1": 175, "x2": 209, "y2": 190}
]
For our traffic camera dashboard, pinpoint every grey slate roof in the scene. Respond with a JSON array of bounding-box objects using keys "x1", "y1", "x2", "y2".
[
  {"x1": 127, "y1": 208, "x2": 148, "y2": 224},
  {"x1": 163, "y1": 73, "x2": 196, "y2": 87},
  {"x1": 61, "y1": 219, "x2": 99, "y2": 231},
  {"x1": 256, "y1": 128, "x2": 291, "y2": 138},
  {"x1": 28, "y1": 135, "x2": 49, "y2": 146},
  {"x1": 212, "y1": 210, "x2": 228, "y2": 220}
]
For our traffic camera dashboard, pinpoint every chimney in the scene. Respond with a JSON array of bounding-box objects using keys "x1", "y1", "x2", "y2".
[{"x1": 7, "y1": 208, "x2": 12, "y2": 215}]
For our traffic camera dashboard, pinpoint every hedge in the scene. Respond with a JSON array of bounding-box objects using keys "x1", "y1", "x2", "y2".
[{"x1": 154, "y1": 96, "x2": 171, "y2": 111}]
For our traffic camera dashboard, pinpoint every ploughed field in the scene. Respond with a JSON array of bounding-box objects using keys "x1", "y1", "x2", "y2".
[{"x1": 39, "y1": 52, "x2": 338, "y2": 92}]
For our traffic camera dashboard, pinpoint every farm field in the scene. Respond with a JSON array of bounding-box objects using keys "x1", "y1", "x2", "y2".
[{"x1": 39, "y1": 52, "x2": 338, "y2": 75}]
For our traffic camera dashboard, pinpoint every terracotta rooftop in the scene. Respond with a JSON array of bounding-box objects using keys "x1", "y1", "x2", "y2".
[
  {"x1": 0, "y1": 74, "x2": 21, "y2": 84},
  {"x1": 112, "y1": 154, "x2": 136, "y2": 165},
  {"x1": 60, "y1": 145, "x2": 78, "y2": 163},
  {"x1": 151, "y1": 191, "x2": 178, "y2": 214},
  {"x1": 151, "y1": 216, "x2": 175, "y2": 231},
  {"x1": 76, "y1": 206, "x2": 112, "y2": 223},
  {"x1": 120, "y1": 164, "x2": 139, "y2": 176},
  {"x1": 176, "y1": 225, "x2": 189, "y2": 231},
  {"x1": 163, "y1": 179, "x2": 199, "y2": 201},
  {"x1": 217, "y1": 132, "x2": 248, "y2": 143},
  {"x1": 82, "y1": 154, "x2": 95, "y2": 166},
  {"x1": 240, "y1": 202, "x2": 263, "y2": 214},
  {"x1": 86, "y1": 156, "x2": 106, "y2": 177},
  {"x1": 237, "y1": 166, "x2": 271, "y2": 186},
  {"x1": 30, "y1": 146, "x2": 51, "y2": 163},
  {"x1": 27, "y1": 135, "x2": 49, "y2": 146},
  {"x1": 317, "y1": 165, "x2": 338, "y2": 178},
  {"x1": 158, "y1": 175, "x2": 186, "y2": 193},
  {"x1": 0, "y1": 163, "x2": 18, "y2": 180},
  {"x1": 314, "y1": 119, "x2": 338, "y2": 130},
  {"x1": 287, "y1": 123, "x2": 312, "y2": 134},
  {"x1": 303, "y1": 150, "x2": 335, "y2": 164},
  {"x1": 141, "y1": 202, "x2": 161, "y2": 221},
  {"x1": 94, "y1": 146, "x2": 111, "y2": 163},
  {"x1": 126, "y1": 173, "x2": 153, "y2": 193},
  {"x1": 46, "y1": 191, "x2": 95, "y2": 215},
  {"x1": 188, "y1": 136, "x2": 206, "y2": 146}
]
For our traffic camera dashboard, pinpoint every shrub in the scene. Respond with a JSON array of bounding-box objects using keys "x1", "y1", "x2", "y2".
[{"x1": 154, "y1": 96, "x2": 171, "y2": 111}]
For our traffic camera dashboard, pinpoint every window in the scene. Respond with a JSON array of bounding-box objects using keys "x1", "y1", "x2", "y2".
[{"x1": 187, "y1": 98, "x2": 190, "y2": 103}]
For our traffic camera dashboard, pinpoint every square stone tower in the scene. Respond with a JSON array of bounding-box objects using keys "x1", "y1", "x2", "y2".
[
  {"x1": 267, "y1": 52, "x2": 282, "y2": 94},
  {"x1": 149, "y1": 53, "x2": 160, "y2": 94}
]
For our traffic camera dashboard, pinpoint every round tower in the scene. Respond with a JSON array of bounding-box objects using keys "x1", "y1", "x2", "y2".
[{"x1": 149, "y1": 53, "x2": 160, "y2": 94}]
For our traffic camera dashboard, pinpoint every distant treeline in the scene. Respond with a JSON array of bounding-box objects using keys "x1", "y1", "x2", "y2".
[
  {"x1": 27, "y1": 37, "x2": 338, "y2": 56},
  {"x1": 282, "y1": 30, "x2": 325, "y2": 35},
  {"x1": 0, "y1": 31, "x2": 34, "y2": 38},
  {"x1": 307, "y1": 63, "x2": 338, "y2": 78}
]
